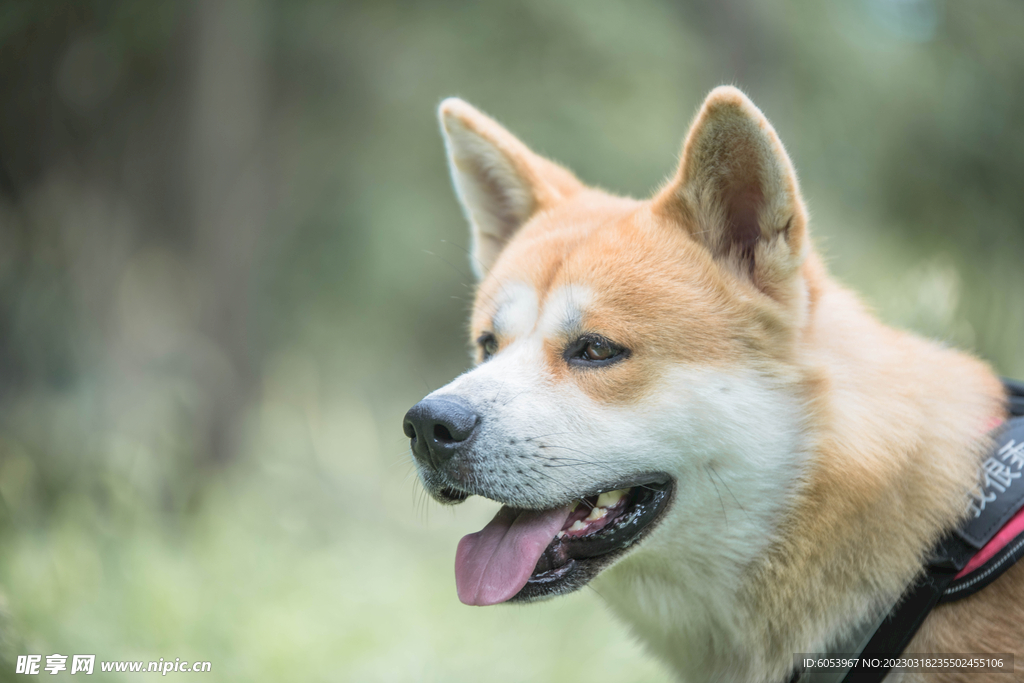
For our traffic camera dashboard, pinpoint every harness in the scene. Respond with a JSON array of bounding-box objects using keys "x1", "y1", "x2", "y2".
[{"x1": 791, "y1": 378, "x2": 1024, "y2": 683}]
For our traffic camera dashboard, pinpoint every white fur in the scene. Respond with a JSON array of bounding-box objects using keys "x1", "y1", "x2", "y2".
[
  {"x1": 491, "y1": 281, "x2": 539, "y2": 339},
  {"x1": 538, "y1": 284, "x2": 593, "y2": 337},
  {"x1": 595, "y1": 368, "x2": 811, "y2": 681}
]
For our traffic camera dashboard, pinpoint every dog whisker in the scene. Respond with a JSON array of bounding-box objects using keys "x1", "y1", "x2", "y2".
[
  {"x1": 422, "y1": 248, "x2": 476, "y2": 285},
  {"x1": 523, "y1": 431, "x2": 576, "y2": 442},
  {"x1": 492, "y1": 378, "x2": 507, "y2": 404},
  {"x1": 535, "y1": 447, "x2": 662, "y2": 493},
  {"x1": 703, "y1": 465, "x2": 728, "y2": 524},
  {"x1": 706, "y1": 463, "x2": 751, "y2": 521},
  {"x1": 441, "y1": 238, "x2": 492, "y2": 279},
  {"x1": 500, "y1": 389, "x2": 529, "y2": 406}
]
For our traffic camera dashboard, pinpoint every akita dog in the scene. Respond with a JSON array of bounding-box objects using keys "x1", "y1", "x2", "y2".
[{"x1": 403, "y1": 87, "x2": 1023, "y2": 682}]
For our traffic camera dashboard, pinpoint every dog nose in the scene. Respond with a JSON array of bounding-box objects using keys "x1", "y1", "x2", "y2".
[{"x1": 403, "y1": 396, "x2": 479, "y2": 469}]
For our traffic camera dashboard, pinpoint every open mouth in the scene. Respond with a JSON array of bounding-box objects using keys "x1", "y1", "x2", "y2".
[{"x1": 454, "y1": 476, "x2": 674, "y2": 605}]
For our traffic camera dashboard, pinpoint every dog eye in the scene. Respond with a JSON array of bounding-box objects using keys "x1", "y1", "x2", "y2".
[
  {"x1": 584, "y1": 339, "x2": 616, "y2": 361},
  {"x1": 477, "y1": 332, "x2": 498, "y2": 360},
  {"x1": 566, "y1": 334, "x2": 627, "y2": 366}
]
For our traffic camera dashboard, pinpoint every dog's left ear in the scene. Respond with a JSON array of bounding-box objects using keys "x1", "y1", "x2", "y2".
[
  {"x1": 439, "y1": 98, "x2": 583, "y2": 279},
  {"x1": 654, "y1": 86, "x2": 808, "y2": 304}
]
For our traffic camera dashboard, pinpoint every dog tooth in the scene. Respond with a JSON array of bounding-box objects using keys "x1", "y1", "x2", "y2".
[
  {"x1": 568, "y1": 520, "x2": 587, "y2": 532},
  {"x1": 585, "y1": 506, "x2": 608, "y2": 522},
  {"x1": 596, "y1": 489, "x2": 627, "y2": 508},
  {"x1": 570, "y1": 500, "x2": 580, "y2": 512},
  {"x1": 557, "y1": 530, "x2": 565, "y2": 539}
]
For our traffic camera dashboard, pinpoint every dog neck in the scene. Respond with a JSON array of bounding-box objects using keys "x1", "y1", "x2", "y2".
[{"x1": 596, "y1": 253, "x2": 1006, "y2": 683}]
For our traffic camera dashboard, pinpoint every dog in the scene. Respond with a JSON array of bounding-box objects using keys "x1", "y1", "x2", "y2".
[{"x1": 402, "y1": 86, "x2": 1023, "y2": 682}]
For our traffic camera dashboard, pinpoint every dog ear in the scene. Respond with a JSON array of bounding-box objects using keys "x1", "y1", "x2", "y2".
[
  {"x1": 653, "y1": 86, "x2": 808, "y2": 303},
  {"x1": 439, "y1": 98, "x2": 583, "y2": 278}
]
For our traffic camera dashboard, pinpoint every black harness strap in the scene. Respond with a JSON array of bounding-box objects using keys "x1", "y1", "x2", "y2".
[
  {"x1": 840, "y1": 535, "x2": 976, "y2": 683},
  {"x1": 1007, "y1": 377, "x2": 1024, "y2": 417}
]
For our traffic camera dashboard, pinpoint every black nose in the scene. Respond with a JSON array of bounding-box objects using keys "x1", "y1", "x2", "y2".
[{"x1": 403, "y1": 396, "x2": 478, "y2": 470}]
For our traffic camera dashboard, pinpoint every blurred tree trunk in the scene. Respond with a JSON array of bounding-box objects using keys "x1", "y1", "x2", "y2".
[
  {"x1": 0, "y1": 1, "x2": 275, "y2": 469},
  {"x1": 186, "y1": 0, "x2": 271, "y2": 462}
]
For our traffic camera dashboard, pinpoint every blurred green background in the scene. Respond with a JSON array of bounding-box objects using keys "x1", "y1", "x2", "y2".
[{"x1": 0, "y1": 1, "x2": 1022, "y2": 681}]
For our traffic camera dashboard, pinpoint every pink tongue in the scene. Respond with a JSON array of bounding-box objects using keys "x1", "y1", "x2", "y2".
[{"x1": 455, "y1": 504, "x2": 573, "y2": 606}]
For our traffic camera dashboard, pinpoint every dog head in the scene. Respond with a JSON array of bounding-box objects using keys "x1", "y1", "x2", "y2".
[{"x1": 404, "y1": 87, "x2": 814, "y2": 606}]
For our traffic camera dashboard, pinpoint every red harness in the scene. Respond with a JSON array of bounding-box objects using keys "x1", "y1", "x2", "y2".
[{"x1": 940, "y1": 410, "x2": 1024, "y2": 601}]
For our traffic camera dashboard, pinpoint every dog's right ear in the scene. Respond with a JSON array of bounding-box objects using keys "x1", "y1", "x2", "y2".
[{"x1": 439, "y1": 99, "x2": 583, "y2": 278}]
